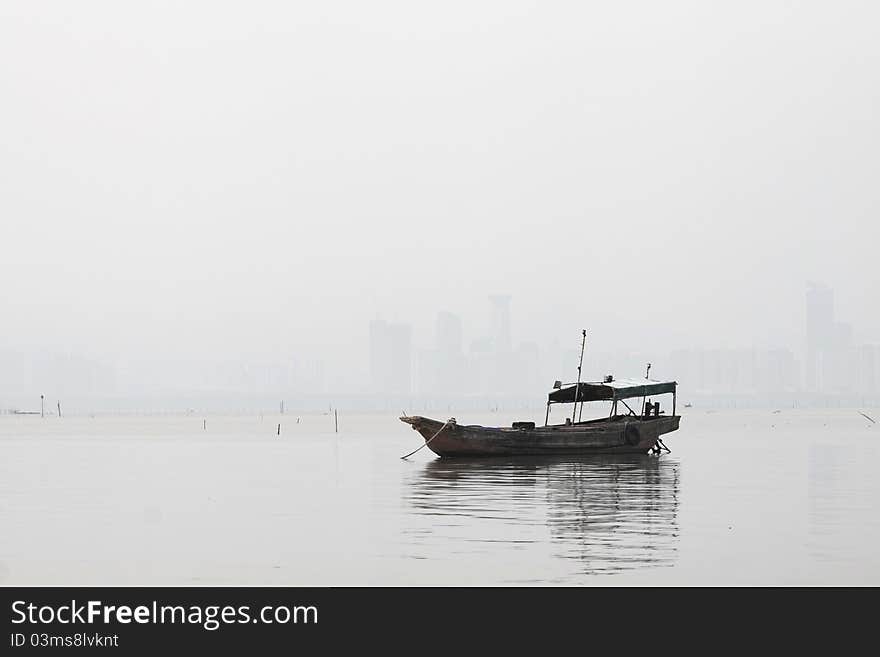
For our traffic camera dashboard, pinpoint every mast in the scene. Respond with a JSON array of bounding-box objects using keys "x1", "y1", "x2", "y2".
[{"x1": 571, "y1": 330, "x2": 586, "y2": 424}]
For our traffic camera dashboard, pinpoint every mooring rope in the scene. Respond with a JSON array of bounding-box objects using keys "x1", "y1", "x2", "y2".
[{"x1": 400, "y1": 420, "x2": 451, "y2": 460}]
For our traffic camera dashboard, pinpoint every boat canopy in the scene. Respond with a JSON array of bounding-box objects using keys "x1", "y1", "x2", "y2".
[{"x1": 548, "y1": 379, "x2": 677, "y2": 404}]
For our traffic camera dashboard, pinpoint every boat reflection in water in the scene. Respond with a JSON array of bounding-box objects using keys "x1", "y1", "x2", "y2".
[{"x1": 404, "y1": 455, "x2": 680, "y2": 578}]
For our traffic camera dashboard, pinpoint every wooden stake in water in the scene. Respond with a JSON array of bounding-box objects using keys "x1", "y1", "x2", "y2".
[
  {"x1": 57, "y1": 401, "x2": 62, "y2": 418},
  {"x1": 277, "y1": 423, "x2": 281, "y2": 436},
  {"x1": 203, "y1": 419, "x2": 206, "y2": 431},
  {"x1": 41, "y1": 394, "x2": 44, "y2": 418},
  {"x1": 334, "y1": 409, "x2": 338, "y2": 433}
]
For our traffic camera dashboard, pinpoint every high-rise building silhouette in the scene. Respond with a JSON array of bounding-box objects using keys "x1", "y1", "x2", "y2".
[
  {"x1": 806, "y1": 283, "x2": 834, "y2": 354},
  {"x1": 417, "y1": 312, "x2": 466, "y2": 394},
  {"x1": 434, "y1": 312, "x2": 464, "y2": 393},
  {"x1": 436, "y1": 311, "x2": 462, "y2": 356},
  {"x1": 369, "y1": 320, "x2": 412, "y2": 394},
  {"x1": 488, "y1": 295, "x2": 511, "y2": 353},
  {"x1": 803, "y1": 283, "x2": 867, "y2": 393},
  {"x1": 805, "y1": 283, "x2": 834, "y2": 391},
  {"x1": 858, "y1": 344, "x2": 879, "y2": 394}
]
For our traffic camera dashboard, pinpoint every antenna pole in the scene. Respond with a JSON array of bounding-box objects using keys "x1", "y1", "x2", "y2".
[{"x1": 572, "y1": 330, "x2": 586, "y2": 424}]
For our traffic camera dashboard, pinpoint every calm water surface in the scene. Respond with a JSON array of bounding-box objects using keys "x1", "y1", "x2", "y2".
[{"x1": 0, "y1": 409, "x2": 877, "y2": 585}]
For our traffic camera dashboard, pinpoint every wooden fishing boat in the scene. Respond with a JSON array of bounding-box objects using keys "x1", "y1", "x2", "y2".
[
  {"x1": 401, "y1": 406, "x2": 679, "y2": 458},
  {"x1": 400, "y1": 333, "x2": 681, "y2": 458}
]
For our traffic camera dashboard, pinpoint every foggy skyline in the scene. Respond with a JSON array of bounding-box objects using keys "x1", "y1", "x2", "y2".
[
  {"x1": 2, "y1": 284, "x2": 878, "y2": 412},
  {"x1": 2, "y1": 2, "x2": 879, "y2": 408}
]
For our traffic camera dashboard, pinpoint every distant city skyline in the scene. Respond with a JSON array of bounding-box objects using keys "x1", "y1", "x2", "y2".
[{"x1": 1, "y1": 284, "x2": 878, "y2": 413}]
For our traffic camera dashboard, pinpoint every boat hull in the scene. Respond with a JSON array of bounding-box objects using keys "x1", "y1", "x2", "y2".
[{"x1": 400, "y1": 414, "x2": 680, "y2": 457}]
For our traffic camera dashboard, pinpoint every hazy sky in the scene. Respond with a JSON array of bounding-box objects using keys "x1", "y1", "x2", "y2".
[{"x1": 2, "y1": 1, "x2": 878, "y2": 384}]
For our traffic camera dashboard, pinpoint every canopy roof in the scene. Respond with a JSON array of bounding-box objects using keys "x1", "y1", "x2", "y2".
[{"x1": 548, "y1": 378, "x2": 677, "y2": 404}]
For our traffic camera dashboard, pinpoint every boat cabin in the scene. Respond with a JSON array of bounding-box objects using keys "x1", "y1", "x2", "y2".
[{"x1": 544, "y1": 376, "x2": 677, "y2": 426}]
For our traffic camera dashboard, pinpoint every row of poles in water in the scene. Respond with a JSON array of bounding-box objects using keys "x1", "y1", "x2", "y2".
[
  {"x1": 31, "y1": 395, "x2": 341, "y2": 434},
  {"x1": 200, "y1": 407, "x2": 340, "y2": 436}
]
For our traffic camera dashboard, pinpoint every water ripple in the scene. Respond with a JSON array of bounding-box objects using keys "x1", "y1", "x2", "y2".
[{"x1": 404, "y1": 454, "x2": 680, "y2": 576}]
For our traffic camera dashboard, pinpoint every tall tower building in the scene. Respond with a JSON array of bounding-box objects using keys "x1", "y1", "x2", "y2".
[
  {"x1": 431, "y1": 312, "x2": 465, "y2": 394},
  {"x1": 806, "y1": 283, "x2": 834, "y2": 354},
  {"x1": 369, "y1": 320, "x2": 412, "y2": 394},
  {"x1": 488, "y1": 295, "x2": 511, "y2": 353},
  {"x1": 436, "y1": 312, "x2": 463, "y2": 355},
  {"x1": 805, "y1": 283, "x2": 834, "y2": 391}
]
